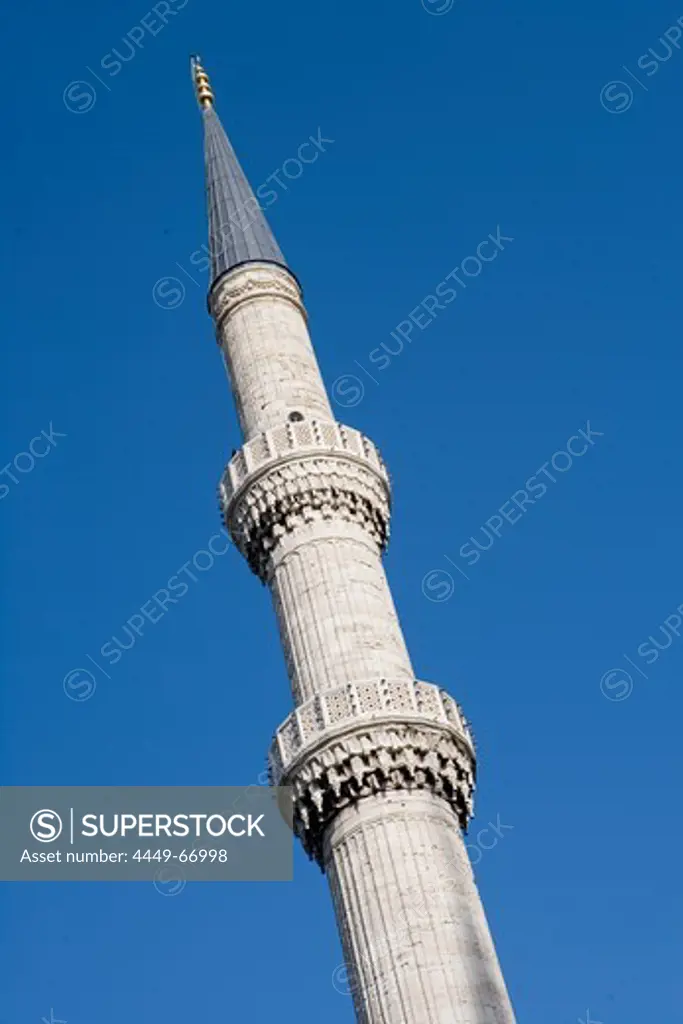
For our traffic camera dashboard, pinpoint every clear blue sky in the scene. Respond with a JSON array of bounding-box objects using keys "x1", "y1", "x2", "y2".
[{"x1": 1, "y1": 0, "x2": 682, "y2": 1020}]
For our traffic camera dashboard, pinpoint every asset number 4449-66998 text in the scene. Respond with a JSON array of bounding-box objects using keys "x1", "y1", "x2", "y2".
[{"x1": 133, "y1": 849, "x2": 230, "y2": 862}]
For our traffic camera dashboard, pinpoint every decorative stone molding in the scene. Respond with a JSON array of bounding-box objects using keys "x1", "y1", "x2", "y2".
[
  {"x1": 221, "y1": 418, "x2": 388, "y2": 503},
  {"x1": 220, "y1": 419, "x2": 391, "y2": 579},
  {"x1": 270, "y1": 678, "x2": 473, "y2": 771},
  {"x1": 268, "y1": 678, "x2": 476, "y2": 865},
  {"x1": 209, "y1": 261, "x2": 305, "y2": 329}
]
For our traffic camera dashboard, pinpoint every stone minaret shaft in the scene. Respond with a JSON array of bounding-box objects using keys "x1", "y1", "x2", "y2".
[{"x1": 192, "y1": 57, "x2": 516, "y2": 1024}]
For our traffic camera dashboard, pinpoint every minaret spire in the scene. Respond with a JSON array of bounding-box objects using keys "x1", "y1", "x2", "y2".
[
  {"x1": 193, "y1": 58, "x2": 517, "y2": 1023},
  {"x1": 191, "y1": 55, "x2": 287, "y2": 287}
]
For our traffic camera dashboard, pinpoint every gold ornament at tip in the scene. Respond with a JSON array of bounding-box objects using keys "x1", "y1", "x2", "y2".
[{"x1": 190, "y1": 54, "x2": 214, "y2": 109}]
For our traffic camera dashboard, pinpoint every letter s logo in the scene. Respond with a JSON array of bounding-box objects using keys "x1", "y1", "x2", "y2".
[
  {"x1": 599, "y1": 81, "x2": 634, "y2": 114},
  {"x1": 30, "y1": 809, "x2": 63, "y2": 843},
  {"x1": 62, "y1": 81, "x2": 97, "y2": 114},
  {"x1": 421, "y1": 570, "x2": 455, "y2": 603}
]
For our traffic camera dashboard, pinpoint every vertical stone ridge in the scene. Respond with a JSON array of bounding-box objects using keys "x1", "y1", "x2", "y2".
[
  {"x1": 269, "y1": 529, "x2": 414, "y2": 705},
  {"x1": 324, "y1": 792, "x2": 516, "y2": 1023}
]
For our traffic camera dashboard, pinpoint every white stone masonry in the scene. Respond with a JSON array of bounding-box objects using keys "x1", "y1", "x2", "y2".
[
  {"x1": 213, "y1": 260, "x2": 517, "y2": 1023},
  {"x1": 210, "y1": 262, "x2": 333, "y2": 438}
]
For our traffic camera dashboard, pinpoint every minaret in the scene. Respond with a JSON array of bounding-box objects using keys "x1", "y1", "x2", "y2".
[{"x1": 192, "y1": 57, "x2": 517, "y2": 1024}]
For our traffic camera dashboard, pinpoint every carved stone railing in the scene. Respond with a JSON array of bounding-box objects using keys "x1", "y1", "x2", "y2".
[
  {"x1": 269, "y1": 678, "x2": 474, "y2": 782},
  {"x1": 268, "y1": 678, "x2": 477, "y2": 866},
  {"x1": 219, "y1": 419, "x2": 391, "y2": 578},
  {"x1": 219, "y1": 418, "x2": 388, "y2": 507}
]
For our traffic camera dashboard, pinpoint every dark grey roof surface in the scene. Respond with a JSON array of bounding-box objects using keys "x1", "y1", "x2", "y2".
[{"x1": 203, "y1": 106, "x2": 287, "y2": 285}]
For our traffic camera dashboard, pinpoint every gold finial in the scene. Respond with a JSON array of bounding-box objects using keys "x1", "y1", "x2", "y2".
[{"x1": 191, "y1": 54, "x2": 214, "y2": 110}]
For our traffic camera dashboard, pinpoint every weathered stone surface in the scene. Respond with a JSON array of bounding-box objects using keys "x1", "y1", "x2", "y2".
[
  {"x1": 211, "y1": 262, "x2": 334, "y2": 438},
  {"x1": 326, "y1": 791, "x2": 517, "y2": 1024},
  {"x1": 208, "y1": 236, "x2": 516, "y2": 1023},
  {"x1": 268, "y1": 526, "x2": 413, "y2": 702}
]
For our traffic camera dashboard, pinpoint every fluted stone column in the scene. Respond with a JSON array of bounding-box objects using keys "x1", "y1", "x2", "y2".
[
  {"x1": 269, "y1": 523, "x2": 415, "y2": 702},
  {"x1": 326, "y1": 792, "x2": 514, "y2": 1024},
  {"x1": 213, "y1": 261, "x2": 517, "y2": 1023}
]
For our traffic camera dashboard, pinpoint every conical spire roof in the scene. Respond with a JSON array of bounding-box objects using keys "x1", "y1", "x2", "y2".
[{"x1": 193, "y1": 58, "x2": 288, "y2": 286}]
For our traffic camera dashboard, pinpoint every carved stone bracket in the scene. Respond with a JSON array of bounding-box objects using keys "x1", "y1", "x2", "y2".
[
  {"x1": 268, "y1": 678, "x2": 476, "y2": 866},
  {"x1": 220, "y1": 419, "x2": 391, "y2": 580}
]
